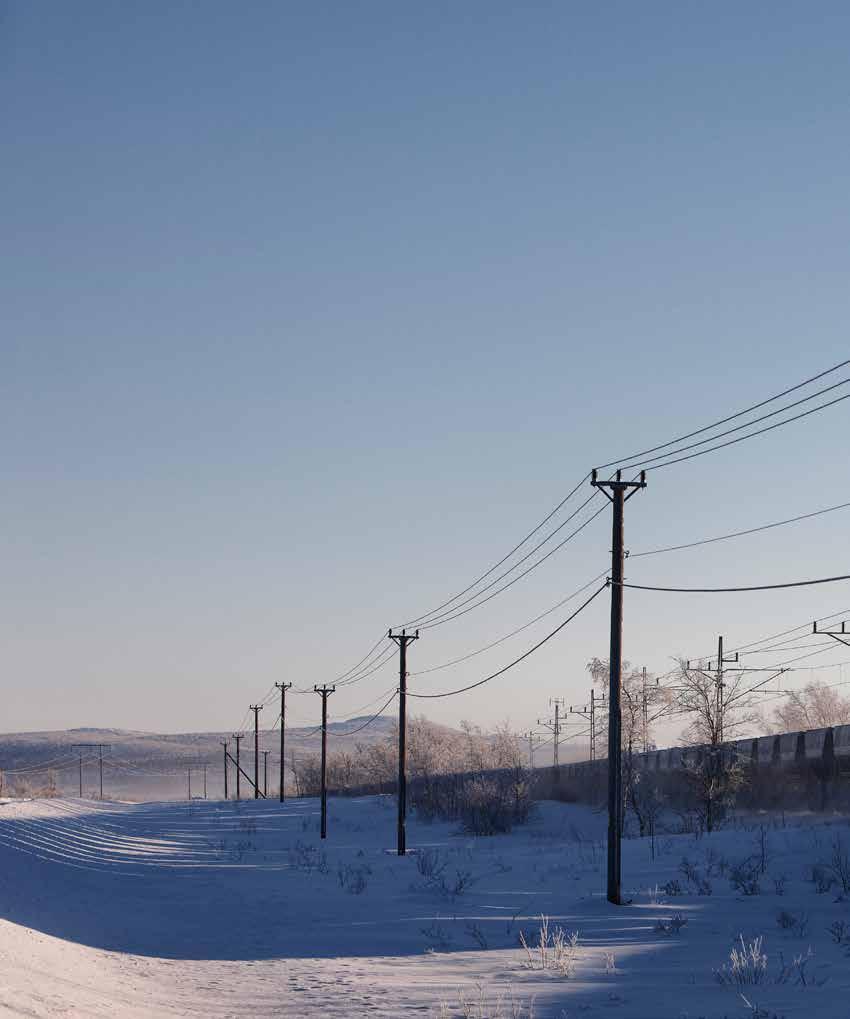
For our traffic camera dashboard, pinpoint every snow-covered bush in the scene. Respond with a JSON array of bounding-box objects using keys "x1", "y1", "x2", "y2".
[
  {"x1": 519, "y1": 915, "x2": 580, "y2": 977},
  {"x1": 714, "y1": 935, "x2": 768, "y2": 988}
]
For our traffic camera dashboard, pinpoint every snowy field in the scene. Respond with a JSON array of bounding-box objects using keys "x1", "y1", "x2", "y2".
[{"x1": 0, "y1": 796, "x2": 848, "y2": 1018}]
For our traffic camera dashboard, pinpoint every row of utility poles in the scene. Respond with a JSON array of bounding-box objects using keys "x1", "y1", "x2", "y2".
[{"x1": 63, "y1": 463, "x2": 645, "y2": 910}]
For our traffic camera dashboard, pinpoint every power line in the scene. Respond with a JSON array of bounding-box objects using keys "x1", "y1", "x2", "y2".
[
  {"x1": 619, "y1": 573, "x2": 850, "y2": 594},
  {"x1": 411, "y1": 571, "x2": 608, "y2": 676},
  {"x1": 398, "y1": 474, "x2": 591, "y2": 629},
  {"x1": 408, "y1": 583, "x2": 608, "y2": 700},
  {"x1": 630, "y1": 500, "x2": 850, "y2": 559},
  {"x1": 596, "y1": 356, "x2": 850, "y2": 471},
  {"x1": 329, "y1": 691, "x2": 399, "y2": 737},
  {"x1": 617, "y1": 377, "x2": 850, "y2": 473},
  {"x1": 419, "y1": 500, "x2": 608, "y2": 630},
  {"x1": 628, "y1": 391, "x2": 850, "y2": 474}
]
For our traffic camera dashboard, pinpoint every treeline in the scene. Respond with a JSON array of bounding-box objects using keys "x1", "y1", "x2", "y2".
[{"x1": 290, "y1": 718, "x2": 533, "y2": 834}]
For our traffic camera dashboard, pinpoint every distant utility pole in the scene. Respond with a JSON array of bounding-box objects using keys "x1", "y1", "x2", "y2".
[
  {"x1": 275, "y1": 682, "x2": 292, "y2": 802},
  {"x1": 520, "y1": 730, "x2": 542, "y2": 769},
  {"x1": 389, "y1": 628, "x2": 419, "y2": 856},
  {"x1": 538, "y1": 698, "x2": 566, "y2": 768},
  {"x1": 71, "y1": 744, "x2": 111, "y2": 800},
  {"x1": 250, "y1": 705, "x2": 263, "y2": 800},
  {"x1": 710, "y1": 637, "x2": 738, "y2": 745},
  {"x1": 314, "y1": 685, "x2": 335, "y2": 839},
  {"x1": 203, "y1": 764, "x2": 207, "y2": 799},
  {"x1": 187, "y1": 768, "x2": 192, "y2": 800},
  {"x1": 262, "y1": 751, "x2": 270, "y2": 797},
  {"x1": 570, "y1": 689, "x2": 606, "y2": 761},
  {"x1": 220, "y1": 740, "x2": 229, "y2": 800},
  {"x1": 232, "y1": 734, "x2": 244, "y2": 799},
  {"x1": 590, "y1": 466, "x2": 647, "y2": 907},
  {"x1": 688, "y1": 636, "x2": 739, "y2": 746}
]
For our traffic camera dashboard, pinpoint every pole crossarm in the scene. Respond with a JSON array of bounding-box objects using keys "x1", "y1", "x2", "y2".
[{"x1": 813, "y1": 619, "x2": 850, "y2": 647}]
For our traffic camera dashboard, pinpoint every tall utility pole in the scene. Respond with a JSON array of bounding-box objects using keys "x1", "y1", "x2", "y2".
[
  {"x1": 250, "y1": 705, "x2": 263, "y2": 800},
  {"x1": 590, "y1": 466, "x2": 646, "y2": 906},
  {"x1": 389, "y1": 628, "x2": 419, "y2": 856},
  {"x1": 232, "y1": 734, "x2": 244, "y2": 799},
  {"x1": 188, "y1": 768, "x2": 192, "y2": 800},
  {"x1": 262, "y1": 751, "x2": 270, "y2": 797},
  {"x1": 72, "y1": 744, "x2": 111, "y2": 800},
  {"x1": 203, "y1": 764, "x2": 207, "y2": 799},
  {"x1": 220, "y1": 740, "x2": 229, "y2": 800},
  {"x1": 314, "y1": 685, "x2": 335, "y2": 839},
  {"x1": 275, "y1": 682, "x2": 292, "y2": 802},
  {"x1": 538, "y1": 698, "x2": 565, "y2": 768}
]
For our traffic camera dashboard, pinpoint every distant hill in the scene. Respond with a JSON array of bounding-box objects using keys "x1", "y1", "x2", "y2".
[{"x1": 0, "y1": 719, "x2": 398, "y2": 801}]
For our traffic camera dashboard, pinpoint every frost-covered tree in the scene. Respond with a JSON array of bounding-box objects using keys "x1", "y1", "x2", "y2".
[{"x1": 770, "y1": 681, "x2": 850, "y2": 732}]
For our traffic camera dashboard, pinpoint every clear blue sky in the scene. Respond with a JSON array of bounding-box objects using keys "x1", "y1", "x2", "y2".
[{"x1": 3, "y1": 2, "x2": 850, "y2": 738}]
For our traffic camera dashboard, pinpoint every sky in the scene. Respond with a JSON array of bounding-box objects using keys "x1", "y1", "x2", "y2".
[{"x1": 3, "y1": 2, "x2": 850, "y2": 743}]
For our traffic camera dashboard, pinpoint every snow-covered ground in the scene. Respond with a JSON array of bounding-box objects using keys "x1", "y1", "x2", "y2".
[{"x1": 0, "y1": 795, "x2": 848, "y2": 1017}]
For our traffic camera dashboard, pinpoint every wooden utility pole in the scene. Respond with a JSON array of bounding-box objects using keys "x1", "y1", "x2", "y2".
[
  {"x1": 250, "y1": 705, "x2": 263, "y2": 800},
  {"x1": 275, "y1": 682, "x2": 292, "y2": 802},
  {"x1": 220, "y1": 741, "x2": 229, "y2": 800},
  {"x1": 389, "y1": 628, "x2": 419, "y2": 856},
  {"x1": 232, "y1": 734, "x2": 244, "y2": 799},
  {"x1": 262, "y1": 751, "x2": 270, "y2": 797},
  {"x1": 590, "y1": 467, "x2": 646, "y2": 906},
  {"x1": 314, "y1": 685, "x2": 335, "y2": 838}
]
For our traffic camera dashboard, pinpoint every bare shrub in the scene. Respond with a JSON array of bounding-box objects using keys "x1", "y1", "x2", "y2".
[
  {"x1": 823, "y1": 832, "x2": 850, "y2": 894},
  {"x1": 655, "y1": 914, "x2": 688, "y2": 936},
  {"x1": 458, "y1": 776, "x2": 532, "y2": 835},
  {"x1": 809, "y1": 863, "x2": 835, "y2": 894},
  {"x1": 519, "y1": 916, "x2": 580, "y2": 977},
  {"x1": 729, "y1": 858, "x2": 761, "y2": 896},
  {"x1": 337, "y1": 862, "x2": 370, "y2": 894},
  {"x1": 416, "y1": 848, "x2": 448, "y2": 881},
  {"x1": 715, "y1": 936, "x2": 768, "y2": 988},
  {"x1": 776, "y1": 910, "x2": 809, "y2": 938}
]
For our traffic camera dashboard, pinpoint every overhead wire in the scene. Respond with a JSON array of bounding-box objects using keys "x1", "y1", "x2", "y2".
[
  {"x1": 409, "y1": 583, "x2": 608, "y2": 699},
  {"x1": 626, "y1": 391, "x2": 850, "y2": 474},
  {"x1": 398, "y1": 473, "x2": 592, "y2": 629},
  {"x1": 411, "y1": 570, "x2": 608, "y2": 676},
  {"x1": 597, "y1": 356, "x2": 850, "y2": 471},
  {"x1": 629, "y1": 500, "x2": 850, "y2": 558},
  {"x1": 616, "y1": 377, "x2": 850, "y2": 474},
  {"x1": 419, "y1": 500, "x2": 608, "y2": 630},
  {"x1": 619, "y1": 573, "x2": 850, "y2": 594}
]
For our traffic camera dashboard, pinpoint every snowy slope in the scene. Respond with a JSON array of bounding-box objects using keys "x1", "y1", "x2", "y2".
[{"x1": 0, "y1": 796, "x2": 848, "y2": 1017}]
